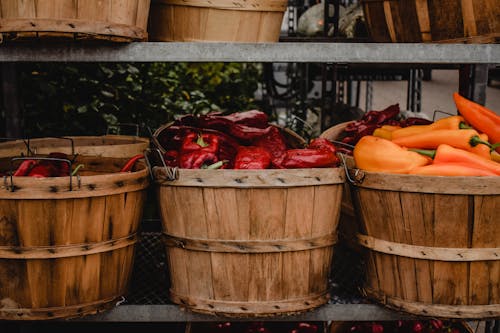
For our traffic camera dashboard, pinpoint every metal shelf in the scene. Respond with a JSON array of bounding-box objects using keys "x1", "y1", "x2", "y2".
[
  {"x1": 0, "y1": 42, "x2": 498, "y2": 64},
  {"x1": 74, "y1": 304, "x2": 415, "y2": 322}
]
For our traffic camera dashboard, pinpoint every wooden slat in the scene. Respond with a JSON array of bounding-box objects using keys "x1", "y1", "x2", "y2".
[
  {"x1": 247, "y1": 188, "x2": 285, "y2": 303},
  {"x1": 431, "y1": 195, "x2": 469, "y2": 305},
  {"x1": 155, "y1": 167, "x2": 344, "y2": 188},
  {"x1": 469, "y1": 195, "x2": 500, "y2": 305},
  {"x1": 352, "y1": 171, "x2": 500, "y2": 195}
]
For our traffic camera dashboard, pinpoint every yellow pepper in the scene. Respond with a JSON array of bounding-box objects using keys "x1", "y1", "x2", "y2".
[
  {"x1": 373, "y1": 125, "x2": 401, "y2": 140},
  {"x1": 353, "y1": 136, "x2": 431, "y2": 174},
  {"x1": 391, "y1": 115, "x2": 465, "y2": 139}
]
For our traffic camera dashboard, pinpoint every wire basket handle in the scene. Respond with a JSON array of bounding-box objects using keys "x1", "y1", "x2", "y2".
[
  {"x1": 144, "y1": 148, "x2": 179, "y2": 182},
  {"x1": 7, "y1": 156, "x2": 74, "y2": 192}
]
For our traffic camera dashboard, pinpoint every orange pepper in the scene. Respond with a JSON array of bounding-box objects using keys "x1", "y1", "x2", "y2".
[
  {"x1": 409, "y1": 163, "x2": 497, "y2": 176},
  {"x1": 412, "y1": 144, "x2": 500, "y2": 175},
  {"x1": 353, "y1": 136, "x2": 431, "y2": 174},
  {"x1": 453, "y1": 92, "x2": 500, "y2": 153},
  {"x1": 391, "y1": 115, "x2": 465, "y2": 139},
  {"x1": 392, "y1": 129, "x2": 492, "y2": 157}
]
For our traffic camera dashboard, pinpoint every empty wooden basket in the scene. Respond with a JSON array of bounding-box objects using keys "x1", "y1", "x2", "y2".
[
  {"x1": 0, "y1": 155, "x2": 149, "y2": 320},
  {"x1": 362, "y1": 0, "x2": 500, "y2": 43},
  {"x1": 0, "y1": 0, "x2": 151, "y2": 42},
  {"x1": 148, "y1": 0, "x2": 288, "y2": 42},
  {"x1": 350, "y1": 171, "x2": 500, "y2": 319},
  {"x1": 153, "y1": 167, "x2": 344, "y2": 316}
]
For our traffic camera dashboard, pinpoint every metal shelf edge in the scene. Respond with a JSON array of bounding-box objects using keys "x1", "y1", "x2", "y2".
[
  {"x1": 0, "y1": 42, "x2": 498, "y2": 63},
  {"x1": 70, "y1": 304, "x2": 415, "y2": 322}
]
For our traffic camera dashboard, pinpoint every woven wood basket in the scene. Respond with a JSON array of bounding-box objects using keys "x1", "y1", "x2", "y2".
[
  {"x1": 362, "y1": 0, "x2": 500, "y2": 43},
  {"x1": 148, "y1": 0, "x2": 288, "y2": 42},
  {"x1": 152, "y1": 166, "x2": 344, "y2": 316},
  {"x1": 0, "y1": 0, "x2": 151, "y2": 42},
  {"x1": 0, "y1": 155, "x2": 149, "y2": 320},
  {"x1": 0, "y1": 136, "x2": 149, "y2": 159},
  {"x1": 349, "y1": 170, "x2": 500, "y2": 319}
]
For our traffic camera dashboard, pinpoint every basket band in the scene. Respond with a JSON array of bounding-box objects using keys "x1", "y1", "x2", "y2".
[
  {"x1": 153, "y1": 167, "x2": 345, "y2": 188},
  {"x1": 357, "y1": 234, "x2": 500, "y2": 262},
  {"x1": 169, "y1": 289, "x2": 330, "y2": 314},
  {"x1": 153, "y1": 0, "x2": 288, "y2": 12},
  {"x1": 163, "y1": 233, "x2": 337, "y2": 253},
  {"x1": 0, "y1": 233, "x2": 138, "y2": 260},
  {"x1": 363, "y1": 287, "x2": 500, "y2": 319},
  {"x1": 0, "y1": 295, "x2": 119, "y2": 320},
  {"x1": 0, "y1": 18, "x2": 147, "y2": 40}
]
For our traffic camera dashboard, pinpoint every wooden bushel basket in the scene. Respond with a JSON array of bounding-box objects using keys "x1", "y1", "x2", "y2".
[
  {"x1": 0, "y1": 135, "x2": 150, "y2": 159},
  {"x1": 0, "y1": 155, "x2": 149, "y2": 320},
  {"x1": 349, "y1": 170, "x2": 500, "y2": 319},
  {"x1": 148, "y1": 0, "x2": 288, "y2": 42},
  {"x1": 152, "y1": 166, "x2": 345, "y2": 316},
  {"x1": 361, "y1": 0, "x2": 500, "y2": 43},
  {"x1": 0, "y1": 0, "x2": 151, "y2": 42}
]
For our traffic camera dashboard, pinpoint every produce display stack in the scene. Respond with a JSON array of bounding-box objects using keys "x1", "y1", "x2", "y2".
[{"x1": 0, "y1": 0, "x2": 498, "y2": 328}]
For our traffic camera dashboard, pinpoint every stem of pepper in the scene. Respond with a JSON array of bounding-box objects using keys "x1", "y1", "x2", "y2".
[
  {"x1": 196, "y1": 134, "x2": 209, "y2": 148},
  {"x1": 202, "y1": 160, "x2": 227, "y2": 170},
  {"x1": 71, "y1": 164, "x2": 85, "y2": 176},
  {"x1": 459, "y1": 122, "x2": 473, "y2": 129},
  {"x1": 469, "y1": 135, "x2": 493, "y2": 149},
  {"x1": 408, "y1": 148, "x2": 436, "y2": 159}
]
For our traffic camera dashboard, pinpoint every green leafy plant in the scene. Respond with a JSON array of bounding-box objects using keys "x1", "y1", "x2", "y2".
[{"x1": 18, "y1": 62, "x2": 261, "y2": 137}]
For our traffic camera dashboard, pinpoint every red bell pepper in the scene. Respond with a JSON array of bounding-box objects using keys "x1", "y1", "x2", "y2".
[
  {"x1": 178, "y1": 131, "x2": 221, "y2": 169},
  {"x1": 234, "y1": 146, "x2": 272, "y2": 169},
  {"x1": 179, "y1": 150, "x2": 218, "y2": 169},
  {"x1": 180, "y1": 133, "x2": 219, "y2": 154},
  {"x1": 280, "y1": 149, "x2": 340, "y2": 169}
]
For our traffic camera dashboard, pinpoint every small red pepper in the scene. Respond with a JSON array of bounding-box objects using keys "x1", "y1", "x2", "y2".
[
  {"x1": 308, "y1": 138, "x2": 337, "y2": 154},
  {"x1": 234, "y1": 146, "x2": 272, "y2": 169},
  {"x1": 207, "y1": 110, "x2": 269, "y2": 129},
  {"x1": 13, "y1": 160, "x2": 37, "y2": 176},
  {"x1": 163, "y1": 150, "x2": 179, "y2": 167},
  {"x1": 280, "y1": 149, "x2": 340, "y2": 169},
  {"x1": 252, "y1": 126, "x2": 288, "y2": 167},
  {"x1": 47, "y1": 152, "x2": 70, "y2": 176},
  {"x1": 120, "y1": 154, "x2": 144, "y2": 172}
]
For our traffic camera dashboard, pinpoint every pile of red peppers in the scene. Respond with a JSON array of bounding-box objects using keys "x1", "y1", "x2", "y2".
[
  {"x1": 156, "y1": 110, "x2": 340, "y2": 169},
  {"x1": 12, "y1": 152, "x2": 72, "y2": 178},
  {"x1": 340, "y1": 104, "x2": 432, "y2": 152}
]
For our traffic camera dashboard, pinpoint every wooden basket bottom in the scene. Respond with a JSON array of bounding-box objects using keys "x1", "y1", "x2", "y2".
[
  {"x1": 0, "y1": 296, "x2": 119, "y2": 320},
  {"x1": 169, "y1": 290, "x2": 330, "y2": 317},
  {"x1": 364, "y1": 288, "x2": 500, "y2": 319},
  {"x1": 0, "y1": 18, "x2": 147, "y2": 42}
]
